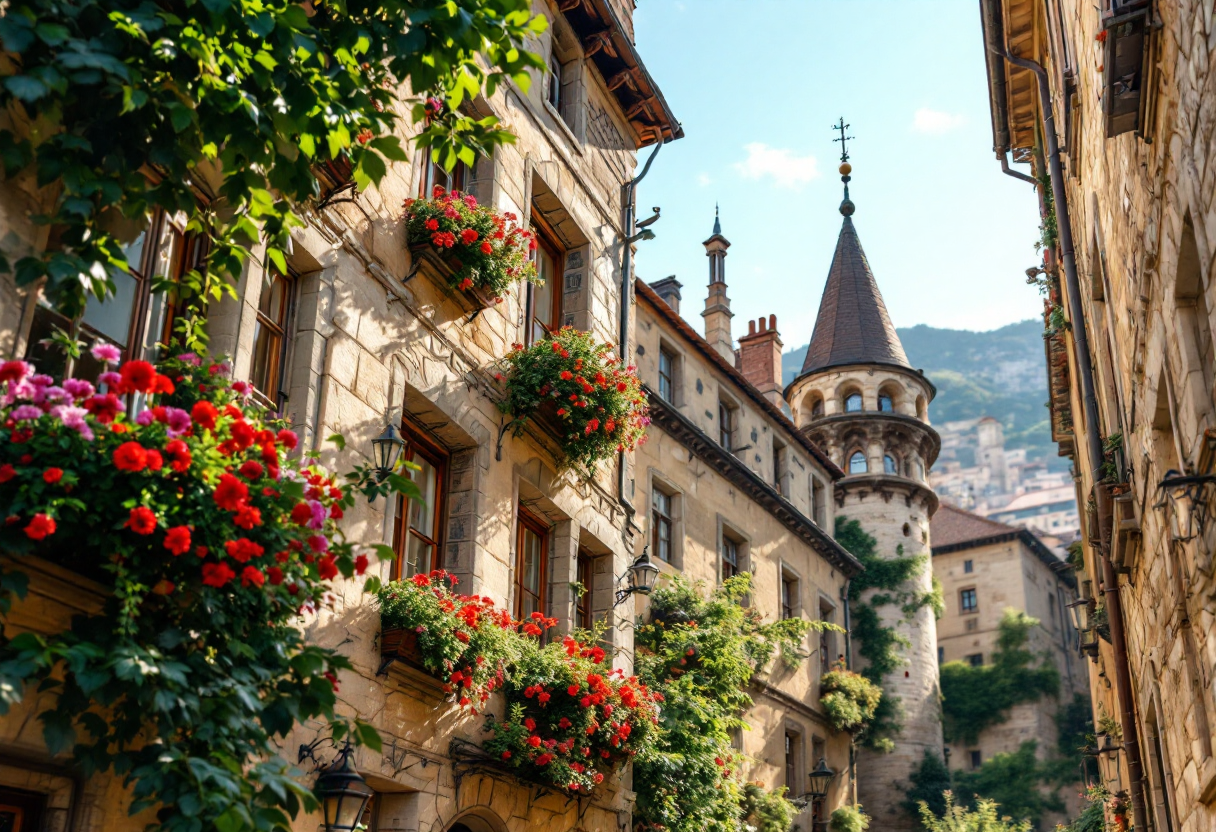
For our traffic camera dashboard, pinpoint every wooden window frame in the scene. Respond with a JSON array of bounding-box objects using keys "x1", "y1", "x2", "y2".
[
  {"x1": 721, "y1": 533, "x2": 740, "y2": 581},
  {"x1": 959, "y1": 587, "x2": 978, "y2": 614},
  {"x1": 418, "y1": 153, "x2": 468, "y2": 197},
  {"x1": 781, "y1": 571, "x2": 799, "y2": 621},
  {"x1": 657, "y1": 346, "x2": 676, "y2": 402},
  {"x1": 391, "y1": 420, "x2": 449, "y2": 580},
  {"x1": 526, "y1": 210, "x2": 565, "y2": 345},
  {"x1": 547, "y1": 50, "x2": 564, "y2": 112},
  {"x1": 25, "y1": 210, "x2": 201, "y2": 377},
  {"x1": 250, "y1": 265, "x2": 297, "y2": 411},
  {"x1": 811, "y1": 476, "x2": 827, "y2": 526},
  {"x1": 651, "y1": 485, "x2": 674, "y2": 564},
  {"x1": 577, "y1": 550, "x2": 594, "y2": 630},
  {"x1": 515, "y1": 506, "x2": 549, "y2": 620},
  {"x1": 784, "y1": 729, "x2": 804, "y2": 793},
  {"x1": 718, "y1": 399, "x2": 735, "y2": 450}
]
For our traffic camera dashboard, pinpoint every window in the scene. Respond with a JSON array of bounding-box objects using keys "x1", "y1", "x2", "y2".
[
  {"x1": 848, "y1": 452, "x2": 868, "y2": 475},
  {"x1": 651, "y1": 486, "x2": 674, "y2": 563},
  {"x1": 811, "y1": 396, "x2": 824, "y2": 418},
  {"x1": 0, "y1": 787, "x2": 46, "y2": 832},
  {"x1": 577, "y1": 550, "x2": 594, "y2": 630},
  {"x1": 784, "y1": 730, "x2": 803, "y2": 791},
  {"x1": 968, "y1": 750, "x2": 982, "y2": 770},
  {"x1": 25, "y1": 211, "x2": 198, "y2": 379},
  {"x1": 960, "y1": 588, "x2": 978, "y2": 614},
  {"x1": 938, "y1": 646, "x2": 945, "y2": 665},
  {"x1": 721, "y1": 534, "x2": 740, "y2": 581},
  {"x1": 966, "y1": 618, "x2": 978, "y2": 632},
  {"x1": 515, "y1": 508, "x2": 548, "y2": 619},
  {"x1": 844, "y1": 392, "x2": 863, "y2": 412},
  {"x1": 883, "y1": 454, "x2": 898, "y2": 474},
  {"x1": 527, "y1": 215, "x2": 564, "y2": 344},
  {"x1": 418, "y1": 154, "x2": 468, "y2": 197},
  {"x1": 878, "y1": 394, "x2": 894, "y2": 412},
  {"x1": 819, "y1": 599, "x2": 836, "y2": 674},
  {"x1": 1176, "y1": 215, "x2": 1214, "y2": 411},
  {"x1": 964, "y1": 559, "x2": 974, "y2": 574},
  {"x1": 391, "y1": 421, "x2": 448, "y2": 579},
  {"x1": 718, "y1": 400, "x2": 736, "y2": 450},
  {"x1": 547, "y1": 50, "x2": 563, "y2": 111},
  {"x1": 811, "y1": 477, "x2": 827, "y2": 527},
  {"x1": 966, "y1": 653, "x2": 983, "y2": 667},
  {"x1": 729, "y1": 725, "x2": 744, "y2": 751},
  {"x1": 658, "y1": 346, "x2": 676, "y2": 402},
  {"x1": 774, "y1": 440, "x2": 788, "y2": 496},
  {"x1": 250, "y1": 266, "x2": 296, "y2": 410},
  {"x1": 781, "y1": 571, "x2": 799, "y2": 620}
]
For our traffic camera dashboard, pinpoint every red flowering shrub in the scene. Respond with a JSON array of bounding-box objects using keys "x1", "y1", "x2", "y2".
[
  {"x1": 498, "y1": 327, "x2": 649, "y2": 474},
  {"x1": 0, "y1": 353, "x2": 408, "y2": 832},
  {"x1": 483, "y1": 634, "x2": 661, "y2": 793},
  {"x1": 403, "y1": 186, "x2": 538, "y2": 299}
]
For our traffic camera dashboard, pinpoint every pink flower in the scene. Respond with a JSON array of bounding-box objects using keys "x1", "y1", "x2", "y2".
[
  {"x1": 231, "y1": 380, "x2": 252, "y2": 398},
  {"x1": 164, "y1": 407, "x2": 192, "y2": 436},
  {"x1": 308, "y1": 534, "x2": 329, "y2": 554},
  {"x1": 98, "y1": 371, "x2": 121, "y2": 390},
  {"x1": 90, "y1": 343, "x2": 122, "y2": 365},
  {"x1": 136, "y1": 409, "x2": 156, "y2": 426},
  {"x1": 176, "y1": 352, "x2": 203, "y2": 366},
  {"x1": 308, "y1": 499, "x2": 328, "y2": 530},
  {"x1": 61, "y1": 378, "x2": 94, "y2": 401},
  {"x1": 11, "y1": 405, "x2": 43, "y2": 421},
  {"x1": 0, "y1": 360, "x2": 32, "y2": 384},
  {"x1": 50, "y1": 405, "x2": 94, "y2": 440}
]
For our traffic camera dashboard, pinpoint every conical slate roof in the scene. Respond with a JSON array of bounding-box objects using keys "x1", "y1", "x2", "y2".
[{"x1": 799, "y1": 215, "x2": 911, "y2": 375}]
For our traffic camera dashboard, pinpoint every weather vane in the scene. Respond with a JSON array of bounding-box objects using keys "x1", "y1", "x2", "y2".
[{"x1": 832, "y1": 117, "x2": 853, "y2": 164}]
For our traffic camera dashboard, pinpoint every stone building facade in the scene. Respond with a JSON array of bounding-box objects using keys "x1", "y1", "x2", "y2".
[
  {"x1": 931, "y1": 504, "x2": 1087, "y2": 828},
  {"x1": 0, "y1": 2, "x2": 687, "y2": 832},
  {"x1": 976, "y1": 0, "x2": 1216, "y2": 830},
  {"x1": 635, "y1": 217, "x2": 863, "y2": 828},
  {"x1": 784, "y1": 182, "x2": 943, "y2": 831}
]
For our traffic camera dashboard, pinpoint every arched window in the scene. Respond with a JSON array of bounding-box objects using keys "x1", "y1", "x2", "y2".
[
  {"x1": 811, "y1": 397, "x2": 824, "y2": 418},
  {"x1": 884, "y1": 454, "x2": 898, "y2": 474},
  {"x1": 848, "y1": 452, "x2": 868, "y2": 474},
  {"x1": 845, "y1": 393, "x2": 863, "y2": 412},
  {"x1": 878, "y1": 394, "x2": 894, "y2": 412},
  {"x1": 916, "y1": 395, "x2": 927, "y2": 420}
]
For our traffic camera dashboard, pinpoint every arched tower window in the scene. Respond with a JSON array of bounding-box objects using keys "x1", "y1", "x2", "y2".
[
  {"x1": 848, "y1": 451, "x2": 868, "y2": 474},
  {"x1": 915, "y1": 395, "x2": 927, "y2": 420},
  {"x1": 883, "y1": 454, "x2": 898, "y2": 474},
  {"x1": 878, "y1": 394, "x2": 894, "y2": 412},
  {"x1": 845, "y1": 393, "x2": 863, "y2": 412},
  {"x1": 812, "y1": 397, "x2": 825, "y2": 418}
]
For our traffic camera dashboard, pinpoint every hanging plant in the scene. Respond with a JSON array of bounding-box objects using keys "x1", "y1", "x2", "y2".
[
  {"x1": 497, "y1": 326, "x2": 649, "y2": 475},
  {"x1": 376, "y1": 569, "x2": 532, "y2": 710},
  {"x1": 403, "y1": 186, "x2": 539, "y2": 302},
  {"x1": 819, "y1": 664, "x2": 883, "y2": 736},
  {"x1": 0, "y1": 351, "x2": 408, "y2": 832},
  {"x1": 482, "y1": 634, "x2": 662, "y2": 794}
]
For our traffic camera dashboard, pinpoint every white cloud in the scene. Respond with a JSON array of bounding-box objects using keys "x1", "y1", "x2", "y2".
[
  {"x1": 696, "y1": 172, "x2": 712, "y2": 187},
  {"x1": 732, "y1": 143, "x2": 819, "y2": 189},
  {"x1": 912, "y1": 108, "x2": 967, "y2": 135}
]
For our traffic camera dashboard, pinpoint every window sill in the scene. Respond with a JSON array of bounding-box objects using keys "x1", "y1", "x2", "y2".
[{"x1": 543, "y1": 100, "x2": 584, "y2": 152}]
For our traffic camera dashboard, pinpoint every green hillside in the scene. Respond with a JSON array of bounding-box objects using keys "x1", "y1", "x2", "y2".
[{"x1": 782, "y1": 319, "x2": 1059, "y2": 465}]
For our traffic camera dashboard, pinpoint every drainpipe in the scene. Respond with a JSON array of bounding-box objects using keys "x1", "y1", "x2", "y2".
[
  {"x1": 841, "y1": 579, "x2": 856, "y2": 802},
  {"x1": 1000, "y1": 153, "x2": 1037, "y2": 185},
  {"x1": 982, "y1": 5, "x2": 1149, "y2": 828},
  {"x1": 617, "y1": 139, "x2": 665, "y2": 516}
]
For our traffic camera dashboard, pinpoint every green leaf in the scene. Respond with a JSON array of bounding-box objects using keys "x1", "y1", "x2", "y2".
[
  {"x1": 266, "y1": 247, "x2": 287, "y2": 275},
  {"x1": 354, "y1": 720, "x2": 382, "y2": 753},
  {"x1": 5, "y1": 75, "x2": 48, "y2": 102},
  {"x1": 326, "y1": 433, "x2": 346, "y2": 451}
]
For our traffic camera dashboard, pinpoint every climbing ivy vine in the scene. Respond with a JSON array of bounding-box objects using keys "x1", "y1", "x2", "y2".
[{"x1": 835, "y1": 516, "x2": 941, "y2": 752}]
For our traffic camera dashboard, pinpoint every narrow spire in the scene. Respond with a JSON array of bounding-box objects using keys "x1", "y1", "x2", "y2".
[
  {"x1": 712, "y1": 203, "x2": 721, "y2": 236},
  {"x1": 832, "y1": 117, "x2": 855, "y2": 216}
]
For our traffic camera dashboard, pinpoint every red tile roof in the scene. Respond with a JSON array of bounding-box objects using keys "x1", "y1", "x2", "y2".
[{"x1": 931, "y1": 502, "x2": 1017, "y2": 548}]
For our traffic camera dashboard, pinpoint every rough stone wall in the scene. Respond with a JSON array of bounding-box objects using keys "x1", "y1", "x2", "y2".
[
  {"x1": 0, "y1": 1, "x2": 668, "y2": 830},
  {"x1": 845, "y1": 488, "x2": 942, "y2": 832},
  {"x1": 1032, "y1": 1, "x2": 1216, "y2": 830},
  {"x1": 633, "y1": 296, "x2": 853, "y2": 818},
  {"x1": 933, "y1": 539, "x2": 1087, "y2": 827}
]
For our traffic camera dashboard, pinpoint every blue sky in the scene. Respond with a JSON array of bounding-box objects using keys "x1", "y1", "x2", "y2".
[{"x1": 631, "y1": 0, "x2": 1043, "y2": 348}]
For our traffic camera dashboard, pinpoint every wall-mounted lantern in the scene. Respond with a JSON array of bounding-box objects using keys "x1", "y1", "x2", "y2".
[
  {"x1": 299, "y1": 740, "x2": 374, "y2": 832},
  {"x1": 371, "y1": 424, "x2": 406, "y2": 482},
  {"x1": 613, "y1": 547, "x2": 661, "y2": 607}
]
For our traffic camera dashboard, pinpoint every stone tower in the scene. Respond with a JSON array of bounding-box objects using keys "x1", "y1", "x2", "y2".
[{"x1": 784, "y1": 160, "x2": 943, "y2": 829}]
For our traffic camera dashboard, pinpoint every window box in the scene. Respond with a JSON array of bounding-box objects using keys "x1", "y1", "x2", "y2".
[
  {"x1": 407, "y1": 241, "x2": 501, "y2": 316},
  {"x1": 380, "y1": 626, "x2": 425, "y2": 665},
  {"x1": 378, "y1": 626, "x2": 448, "y2": 696}
]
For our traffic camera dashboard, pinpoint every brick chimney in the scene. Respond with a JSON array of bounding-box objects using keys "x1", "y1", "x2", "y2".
[
  {"x1": 649, "y1": 276, "x2": 682, "y2": 315},
  {"x1": 738, "y1": 314, "x2": 784, "y2": 406}
]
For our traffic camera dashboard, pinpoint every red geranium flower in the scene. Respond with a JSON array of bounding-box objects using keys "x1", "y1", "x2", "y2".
[
  {"x1": 233, "y1": 503, "x2": 262, "y2": 530},
  {"x1": 267, "y1": 566, "x2": 284, "y2": 585},
  {"x1": 145, "y1": 449, "x2": 163, "y2": 471},
  {"x1": 213, "y1": 473, "x2": 249, "y2": 511},
  {"x1": 119, "y1": 360, "x2": 157, "y2": 394},
  {"x1": 241, "y1": 566, "x2": 265, "y2": 588},
  {"x1": 460, "y1": 228, "x2": 479, "y2": 244},
  {"x1": 113, "y1": 441, "x2": 148, "y2": 472},
  {"x1": 238, "y1": 460, "x2": 264, "y2": 479},
  {"x1": 224, "y1": 538, "x2": 265, "y2": 563},
  {"x1": 164, "y1": 526, "x2": 192, "y2": 555},
  {"x1": 317, "y1": 555, "x2": 338, "y2": 580},
  {"x1": 84, "y1": 393, "x2": 122, "y2": 423},
  {"x1": 42, "y1": 467, "x2": 63, "y2": 484},
  {"x1": 191, "y1": 401, "x2": 218, "y2": 431},
  {"x1": 0, "y1": 464, "x2": 15, "y2": 483},
  {"x1": 277, "y1": 429, "x2": 298, "y2": 450},
  {"x1": 202, "y1": 562, "x2": 235, "y2": 588},
  {"x1": 164, "y1": 440, "x2": 192, "y2": 473},
  {"x1": 24, "y1": 513, "x2": 56, "y2": 540},
  {"x1": 125, "y1": 506, "x2": 158, "y2": 535}
]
